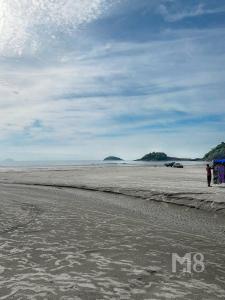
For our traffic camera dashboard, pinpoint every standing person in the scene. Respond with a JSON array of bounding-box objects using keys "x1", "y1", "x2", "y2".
[{"x1": 206, "y1": 164, "x2": 212, "y2": 187}]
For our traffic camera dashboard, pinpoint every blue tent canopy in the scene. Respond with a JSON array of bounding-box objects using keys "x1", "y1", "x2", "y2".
[{"x1": 214, "y1": 159, "x2": 225, "y2": 164}]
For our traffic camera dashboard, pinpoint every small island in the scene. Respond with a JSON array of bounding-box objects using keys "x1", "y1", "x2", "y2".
[
  {"x1": 104, "y1": 156, "x2": 123, "y2": 161},
  {"x1": 137, "y1": 152, "x2": 202, "y2": 162},
  {"x1": 138, "y1": 152, "x2": 168, "y2": 161},
  {"x1": 3, "y1": 158, "x2": 15, "y2": 162}
]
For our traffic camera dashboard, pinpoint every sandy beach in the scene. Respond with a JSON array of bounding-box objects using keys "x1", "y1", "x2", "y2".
[
  {"x1": 0, "y1": 165, "x2": 225, "y2": 213},
  {"x1": 0, "y1": 165, "x2": 225, "y2": 299}
]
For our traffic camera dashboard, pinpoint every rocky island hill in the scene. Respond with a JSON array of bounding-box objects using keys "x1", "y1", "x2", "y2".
[
  {"x1": 104, "y1": 156, "x2": 123, "y2": 161},
  {"x1": 137, "y1": 152, "x2": 201, "y2": 161}
]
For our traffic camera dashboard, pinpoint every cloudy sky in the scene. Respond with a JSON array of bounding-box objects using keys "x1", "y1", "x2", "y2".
[{"x1": 0, "y1": 0, "x2": 225, "y2": 160}]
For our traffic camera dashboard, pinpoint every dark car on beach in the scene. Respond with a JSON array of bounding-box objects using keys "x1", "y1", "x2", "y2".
[
  {"x1": 172, "y1": 162, "x2": 184, "y2": 168},
  {"x1": 165, "y1": 162, "x2": 175, "y2": 167}
]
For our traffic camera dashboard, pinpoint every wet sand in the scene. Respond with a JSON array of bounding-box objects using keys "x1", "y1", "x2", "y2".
[
  {"x1": 0, "y1": 183, "x2": 225, "y2": 298},
  {"x1": 0, "y1": 166, "x2": 225, "y2": 299},
  {"x1": 0, "y1": 165, "x2": 225, "y2": 213}
]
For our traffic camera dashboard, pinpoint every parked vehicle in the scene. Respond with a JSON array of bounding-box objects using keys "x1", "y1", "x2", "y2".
[
  {"x1": 173, "y1": 162, "x2": 184, "y2": 168},
  {"x1": 165, "y1": 162, "x2": 175, "y2": 167}
]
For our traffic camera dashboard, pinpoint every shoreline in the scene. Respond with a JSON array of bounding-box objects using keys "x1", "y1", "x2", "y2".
[
  {"x1": 0, "y1": 165, "x2": 224, "y2": 215},
  {"x1": 0, "y1": 159, "x2": 206, "y2": 170}
]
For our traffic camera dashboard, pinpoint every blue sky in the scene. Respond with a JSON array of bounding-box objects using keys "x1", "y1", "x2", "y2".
[{"x1": 0, "y1": 0, "x2": 225, "y2": 160}]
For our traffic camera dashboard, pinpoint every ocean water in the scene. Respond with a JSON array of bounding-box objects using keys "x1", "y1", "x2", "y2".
[{"x1": 0, "y1": 160, "x2": 205, "y2": 171}]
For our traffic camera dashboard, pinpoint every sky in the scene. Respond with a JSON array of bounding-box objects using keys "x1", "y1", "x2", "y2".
[{"x1": 0, "y1": 0, "x2": 225, "y2": 160}]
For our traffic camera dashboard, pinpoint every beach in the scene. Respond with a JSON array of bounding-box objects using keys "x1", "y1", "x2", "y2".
[
  {"x1": 0, "y1": 164, "x2": 225, "y2": 213},
  {"x1": 0, "y1": 165, "x2": 225, "y2": 299}
]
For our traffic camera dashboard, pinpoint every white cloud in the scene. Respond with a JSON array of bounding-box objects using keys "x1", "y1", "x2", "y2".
[
  {"x1": 0, "y1": 29, "x2": 224, "y2": 136},
  {"x1": 0, "y1": 0, "x2": 113, "y2": 56},
  {"x1": 0, "y1": 5, "x2": 225, "y2": 160},
  {"x1": 159, "y1": 3, "x2": 225, "y2": 22}
]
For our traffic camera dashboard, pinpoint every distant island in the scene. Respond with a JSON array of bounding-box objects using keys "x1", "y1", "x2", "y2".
[
  {"x1": 137, "y1": 152, "x2": 202, "y2": 162},
  {"x1": 3, "y1": 158, "x2": 15, "y2": 162},
  {"x1": 104, "y1": 156, "x2": 123, "y2": 161},
  {"x1": 203, "y1": 142, "x2": 225, "y2": 161},
  {"x1": 138, "y1": 152, "x2": 168, "y2": 161}
]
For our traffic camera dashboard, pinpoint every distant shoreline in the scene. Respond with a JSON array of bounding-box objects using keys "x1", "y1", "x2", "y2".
[
  {"x1": 136, "y1": 158, "x2": 203, "y2": 162},
  {"x1": 0, "y1": 160, "x2": 206, "y2": 172}
]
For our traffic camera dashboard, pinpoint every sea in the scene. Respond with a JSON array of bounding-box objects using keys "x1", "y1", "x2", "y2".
[{"x1": 0, "y1": 160, "x2": 205, "y2": 172}]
